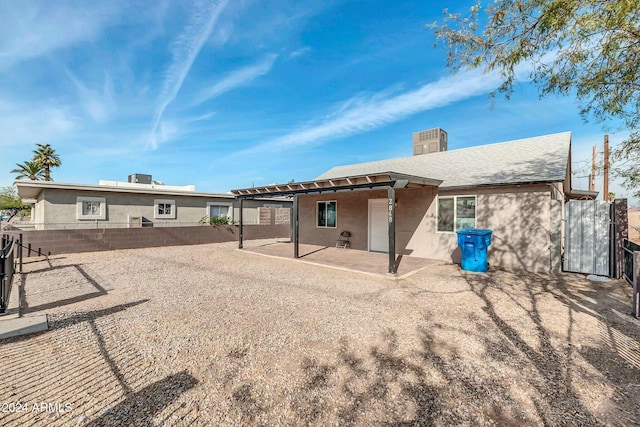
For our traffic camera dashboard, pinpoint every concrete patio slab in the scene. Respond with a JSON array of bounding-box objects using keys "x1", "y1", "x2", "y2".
[
  {"x1": 0, "y1": 272, "x2": 49, "y2": 340},
  {"x1": 0, "y1": 314, "x2": 48, "y2": 340},
  {"x1": 242, "y1": 241, "x2": 444, "y2": 279}
]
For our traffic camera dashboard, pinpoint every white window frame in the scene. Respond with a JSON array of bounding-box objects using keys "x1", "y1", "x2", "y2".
[
  {"x1": 316, "y1": 200, "x2": 337, "y2": 228},
  {"x1": 206, "y1": 202, "x2": 233, "y2": 222},
  {"x1": 436, "y1": 195, "x2": 477, "y2": 233},
  {"x1": 76, "y1": 196, "x2": 106, "y2": 220},
  {"x1": 154, "y1": 199, "x2": 176, "y2": 219}
]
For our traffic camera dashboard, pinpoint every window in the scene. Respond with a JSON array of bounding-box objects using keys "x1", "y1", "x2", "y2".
[
  {"x1": 206, "y1": 202, "x2": 233, "y2": 222},
  {"x1": 76, "y1": 197, "x2": 106, "y2": 220},
  {"x1": 154, "y1": 199, "x2": 176, "y2": 219},
  {"x1": 83, "y1": 201, "x2": 100, "y2": 216},
  {"x1": 437, "y1": 196, "x2": 476, "y2": 232},
  {"x1": 317, "y1": 201, "x2": 337, "y2": 228},
  {"x1": 158, "y1": 203, "x2": 172, "y2": 215}
]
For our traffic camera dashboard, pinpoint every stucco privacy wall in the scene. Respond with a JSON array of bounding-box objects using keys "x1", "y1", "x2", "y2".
[
  {"x1": 299, "y1": 184, "x2": 559, "y2": 272},
  {"x1": 36, "y1": 189, "x2": 276, "y2": 228}
]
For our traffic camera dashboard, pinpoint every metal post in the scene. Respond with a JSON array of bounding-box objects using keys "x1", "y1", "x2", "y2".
[
  {"x1": 387, "y1": 186, "x2": 396, "y2": 274},
  {"x1": 18, "y1": 233, "x2": 23, "y2": 273},
  {"x1": 634, "y1": 251, "x2": 640, "y2": 319},
  {"x1": 613, "y1": 199, "x2": 628, "y2": 278},
  {"x1": 238, "y1": 198, "x2": 244, "y2": 249},
  {"x1": 28, "y1": 243, "x2": 32, "y2": 257},
  {"x1": 293, "y1": 195, "x2": 299, "y2": 259}
]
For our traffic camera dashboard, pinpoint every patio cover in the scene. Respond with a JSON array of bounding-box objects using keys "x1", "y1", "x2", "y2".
[{"x1": 231, "y1": 172, "x2": 442, "y2": 274}]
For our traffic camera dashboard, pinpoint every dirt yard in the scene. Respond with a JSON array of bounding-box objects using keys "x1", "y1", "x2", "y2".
[
  {"x1": 629, "y1": 206, "x2": 640, "y2": 244},
  {"x1": 0, "y1": 240, "x2": 639, "y2": 426}
]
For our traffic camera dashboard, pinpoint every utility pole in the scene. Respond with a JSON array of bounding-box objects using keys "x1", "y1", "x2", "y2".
[
  {"x1": 590, "y1": 145, "x2": 596, "y2": 191},
  {"x1": 603, "y1": 135, "x2": 609, "y2": 201}
]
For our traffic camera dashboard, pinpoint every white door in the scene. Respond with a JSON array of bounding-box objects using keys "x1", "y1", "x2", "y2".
[{"x1": 369, "y1": 198, "x2": 389, "y2": 252}]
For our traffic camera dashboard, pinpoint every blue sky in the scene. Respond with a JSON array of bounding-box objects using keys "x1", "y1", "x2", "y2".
[{"x1": 0, "y1": 0, "x2": 633, "y2": 202}]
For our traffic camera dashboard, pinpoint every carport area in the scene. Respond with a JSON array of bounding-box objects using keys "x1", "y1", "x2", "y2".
[
  {"x1": 231, "y1": 172, "x2": 443, "y2": 275},
  {"x1": 243, "y1": 240, "x2": 443, "y2": 278}
]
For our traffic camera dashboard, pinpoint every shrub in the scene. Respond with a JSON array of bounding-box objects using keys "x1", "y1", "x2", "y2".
[{"x1": 198, "y1": 215, "x2": 230, "y2": 226}]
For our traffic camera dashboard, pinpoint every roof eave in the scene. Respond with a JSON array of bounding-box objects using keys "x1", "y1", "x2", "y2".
[
  {"x1": 439, "y1": 179, "x2": 565, "y2": 191},
  {"x1": 14, "y1": 180, "x2": 236, "y2": 199}
]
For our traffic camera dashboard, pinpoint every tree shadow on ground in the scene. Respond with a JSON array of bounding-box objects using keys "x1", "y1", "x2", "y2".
[
  {"x1": 220, "y1": 270, "x2": 640, "y2": 425},
  {"x1": 462, "y1": 271, "x2": 603, "y2": 426},
  {"x1": 85, "y1": 370, "x2": 198, "y2": 427},
  {"x1": 21, "y1": 263, "x2": 110, "y2": 314},
  {"x1": 224, "y1": 324, "x2": 544, "y2": 425},
  {"x1": 1, "y1": 298, "x2": 200, "y2": 426},
  {"x1": 463, "y1": 269, "x2": 640, "y2": 426},
  {"x1": 550, "y1": 274, "x2": 640, "y2": 420}
]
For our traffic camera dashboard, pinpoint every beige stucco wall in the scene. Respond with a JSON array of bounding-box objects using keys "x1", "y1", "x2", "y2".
[
  {"x1": 299, "y1": 184, "x2": 559, "y2": 272},
  {"x1": 36, "y1": 189, "x2": 288, "y2": 229},
  {"x1": 549, "y1": 181, "x2": 566, "y2": 272},
  {"x1": 299, "y1": 190, "x2": 384, "y2": 250},
  {"x1": 298, "y1": 187, "x2": 435, "y2": 252},
  {"x1": 409, "y1": 185, "x2": 555, "y2": 272}
]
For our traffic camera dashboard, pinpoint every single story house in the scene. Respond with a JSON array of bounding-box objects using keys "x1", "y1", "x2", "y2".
[
  {"x1": 15, "y1": 175, "x2": 290, "y2": 230},
  {"x1": 232, "y1": 130, "x2": 589, "y2": 273}
]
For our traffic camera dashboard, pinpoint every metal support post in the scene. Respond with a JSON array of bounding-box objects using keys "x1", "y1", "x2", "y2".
[
  {"x1": 388, "y1": 186, "x2": 396, "y2": 274},
  {"x1": 238, "y1": 199, "x2": 244, "y2": 249},
  {"x1": 293, "y1": 195, "x2": 299, "y2": 259}
]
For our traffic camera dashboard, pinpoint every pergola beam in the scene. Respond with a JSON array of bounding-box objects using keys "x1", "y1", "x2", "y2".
[{"x1": 231, "y1": 172, "x2": 442, "y2": 199}]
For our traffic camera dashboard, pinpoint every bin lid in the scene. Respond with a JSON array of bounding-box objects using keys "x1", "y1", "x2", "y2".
[{"x1": 456, "y1": 228, "x2": 492, "y2": 236}]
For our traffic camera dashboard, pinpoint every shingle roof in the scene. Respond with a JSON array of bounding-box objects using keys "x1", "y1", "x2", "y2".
[{"x1": 316, "y1": 131, "x2": 571, "y2": 189}]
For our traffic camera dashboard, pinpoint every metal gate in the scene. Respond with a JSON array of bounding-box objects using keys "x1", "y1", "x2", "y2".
[{"x1": 563, "y1": 200, "x2": 610, "y2": 275}]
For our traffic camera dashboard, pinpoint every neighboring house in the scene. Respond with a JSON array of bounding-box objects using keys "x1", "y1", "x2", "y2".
[
  {"x1": 15, "y1": 175, "x2": 290, "y2": 230},
  {"x1": 233, "y1": 130, "x2": 591, "y2": 273}
]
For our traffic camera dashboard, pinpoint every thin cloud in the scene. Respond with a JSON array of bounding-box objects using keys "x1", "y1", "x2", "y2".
[
  {"x1": 191, "y1": 54, "x2": 278, "y2": 106},
  {"x1": 288, "y1": 47, "x2": 311, "y2": 59},
  {"x1": 251, "y1": 54, "x2": 543, "y2": 152},
  {"x1": 247, "y1": 69, "x2": 504, "y2": 153},
  {"x1": 0, "y1": 99, "x2": 76, "y2": 146},
  {"x1": 62, "y1": 66, "x2": 115, "y2": 123},
  {"x1": 0, "y1": 2, "x2": 124, "y2": 68},
  {"x1": 148, "y1": 0, "x2": 230, "y2": 149},
  {"x1": 185, "y1": 111, "x2": 217, "y2": 122}
]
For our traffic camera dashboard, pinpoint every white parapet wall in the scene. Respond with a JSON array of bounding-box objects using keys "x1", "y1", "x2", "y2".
[{"x1": 98, "y1": 180, "x2": 197, "y2": 192}]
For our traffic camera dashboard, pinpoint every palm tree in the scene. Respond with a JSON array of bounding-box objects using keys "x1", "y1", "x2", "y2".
[
  {"x1": 32, "y1": 143, "x2": 61, "y2": 181},
  {"x1": 11, "y1": 160, "x2": 44, "y2": 180}
]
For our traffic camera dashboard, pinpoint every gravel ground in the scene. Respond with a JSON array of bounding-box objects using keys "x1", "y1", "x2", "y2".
[{"x1": 1, "y1": 239, "x2": 639, "y2": 426}]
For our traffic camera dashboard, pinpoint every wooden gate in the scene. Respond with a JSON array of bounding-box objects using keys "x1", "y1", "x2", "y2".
[{"x1": 563, "y1": 200, "x2": 610, "y2": 275}]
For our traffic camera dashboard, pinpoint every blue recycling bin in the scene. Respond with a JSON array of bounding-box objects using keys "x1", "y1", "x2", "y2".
[{"x1": 456, "y1": 228, "x2": 492, "y2": 272}]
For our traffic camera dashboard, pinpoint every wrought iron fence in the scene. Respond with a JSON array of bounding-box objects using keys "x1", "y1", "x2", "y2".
[
  {"x1": 622, "y1": 239, "x2": 640, "y2": 285},
  {"x1": 0, "y1": 234, "x2": 17, "y2": 314}
]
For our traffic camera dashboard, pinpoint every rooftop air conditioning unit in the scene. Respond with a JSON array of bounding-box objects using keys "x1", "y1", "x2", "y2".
[
  {"x1": 412, "y1": 128, "x2": 448, "y2": 155},
  {"x1": 128, "y1": 173, "x2": 153, "y2": 184}
]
